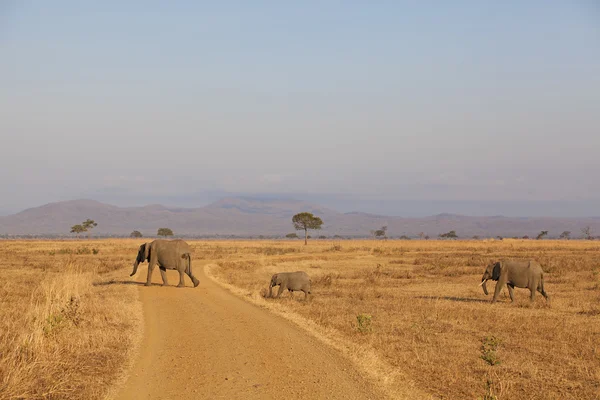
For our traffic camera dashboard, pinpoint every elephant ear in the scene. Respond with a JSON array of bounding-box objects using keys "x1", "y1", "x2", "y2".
[
  {"x1": 271, "y1": 274, "x2": 278, "y2": 285},
  {"x1": 143, "y1": 243, "x2": 150, "y2": 261},
  {"x1": 492, "y1": 262, "x2": 502, "y2": 281}
]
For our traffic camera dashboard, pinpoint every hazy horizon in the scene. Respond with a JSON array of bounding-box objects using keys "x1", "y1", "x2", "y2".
[{"x1": 2, "y1": 2, "x2": 599, "y2": 217}]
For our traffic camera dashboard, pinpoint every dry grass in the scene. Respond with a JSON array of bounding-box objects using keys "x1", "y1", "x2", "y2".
[
  {"x1": 206, "y1": 239, "x2": 600, "y2": 400},
  {"x1": 2, "y1": 239, "x2": 599, "y2": 399},
  {"x1": 0, "y1": 240, "x2": 143, "y2": 400}
]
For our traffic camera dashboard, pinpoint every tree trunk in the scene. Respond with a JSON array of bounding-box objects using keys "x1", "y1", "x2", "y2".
[{"x1": 304, "y1": 228, "x2": 308, "y2": 245}]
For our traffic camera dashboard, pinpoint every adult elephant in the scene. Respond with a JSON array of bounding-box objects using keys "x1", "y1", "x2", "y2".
[
  {"x1": 130, "y1": 239, "x2": 199, "y2": 288},
  {"x1": 480, "y1": 260, "x2": 549, "y2": 303}
]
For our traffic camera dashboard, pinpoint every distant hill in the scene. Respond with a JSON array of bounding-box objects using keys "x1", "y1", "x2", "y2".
[{"x1": 0, "y1": 197, "x2": 599, "y2": 238}]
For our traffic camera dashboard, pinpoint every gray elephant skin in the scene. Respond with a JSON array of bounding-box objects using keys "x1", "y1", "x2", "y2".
[
  {"x1": 268, "y1": 271, "x2": 312, "y2": 300},
  {"x1": 480, "y1": 260, "x2": 549, "y2": 303},
  {"x1": 130, "y1": 239, "x2": 199, "y2": 288}
]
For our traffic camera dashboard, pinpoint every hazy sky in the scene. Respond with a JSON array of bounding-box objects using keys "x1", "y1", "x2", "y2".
[{"x1": 1, "y1": 1, "x2": 599, "y2": 216}]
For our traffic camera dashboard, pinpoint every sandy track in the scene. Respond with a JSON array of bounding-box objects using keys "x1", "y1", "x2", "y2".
[{"x1": 114, "y1": 262, "x2": 383, "y2": 400}]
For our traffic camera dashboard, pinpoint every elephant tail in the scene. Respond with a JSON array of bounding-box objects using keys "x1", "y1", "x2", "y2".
[{"x1": 182, "y1": 253, "x2": 192, "y2": 275}]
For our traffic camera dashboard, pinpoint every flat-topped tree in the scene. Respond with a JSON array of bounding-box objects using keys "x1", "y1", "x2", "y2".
[
  {"x1": 292, "y1": 212, "x2": 323, "y2": 245},
  {"x1": 130, "y1": 230, "x2": 143, "y2": 238},
  {"x1": 70, "y1": 224, "x2": 85, "y2": 238},
  {"x1": 82, "y1": 219, "x2": 97, "y2": 238},
  {"x1": 157, "y1": 228, "x2": 174, "y2": 237}
]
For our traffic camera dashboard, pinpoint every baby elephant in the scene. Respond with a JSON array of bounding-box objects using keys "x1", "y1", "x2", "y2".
[
  {"x1": 268, "y1": 271, "x2": 312, "y2": 300},
  {"x1": 480, "y1": 260, "x2": 550, "y2": 304}
]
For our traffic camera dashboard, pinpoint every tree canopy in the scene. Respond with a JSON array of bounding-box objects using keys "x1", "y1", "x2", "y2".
[
  {"x1": 292, "y1": 212, "x2": 323, "y2": 245},
  {"x1": 157, "y1": 228, "x2": 174, "y2": 237},
  {"x1": 130, "y1": 230, "x2": 143, "y2": 238},
  {"x1": 439, "y1": 230, "x2": 458, "y2": 239}
]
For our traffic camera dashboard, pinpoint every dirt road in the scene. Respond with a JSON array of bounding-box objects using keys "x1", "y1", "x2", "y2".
[{"x1": 115, "y1": 262, "x2": 383, "y2": 400}]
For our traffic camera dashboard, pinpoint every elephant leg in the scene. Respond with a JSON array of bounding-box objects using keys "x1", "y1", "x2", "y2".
[
  {"x1": 538, "y1": 281, "x2": 550, "y2": 303},
  {"x1": 159, "y1": 266, "x2": 169, "y2": 286},
  {"x1": 177, "y1": 269, "x2": 186, "y2": 288},
  {"x1": 146, "y1": 261, "x2": 156, "y2": 286},
  {"x1": 302, "y1": 289, "x2": 309, "y2": 301},
  {"x1": 275, "y1": 284, "x2": 286, "y2": 298},
  {"x1": 507, "y1": 284, "x2": 515, "y2": 302},
  {"x1": 492, "y1": 279, "x2": 504, "y2": 302},
  {"x1": 186, "y1": 270, "x2": 200, "y2": 287}
]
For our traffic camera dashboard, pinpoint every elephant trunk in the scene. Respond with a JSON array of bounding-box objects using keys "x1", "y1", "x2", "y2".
[
  {"x1": 130, "y1": 260, "x2": 140, "y2": 277},
  {"x1": 268, "y1": 282, "x2": 274, "y2": 298},
  {"x1": 480, "y1": 279, "x2": 489, "y2": 295}
]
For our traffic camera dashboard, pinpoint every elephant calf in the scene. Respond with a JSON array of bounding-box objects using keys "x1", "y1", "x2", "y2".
[
  {"x1": 268, "y1": 271, "x2": 311, "y2": 300},
  {"x1": 131, "y1": 239, "x2": 200, "y2": 288},
  {"x1": 480, "y1": 260, "x2": 549, "y2": 304}
]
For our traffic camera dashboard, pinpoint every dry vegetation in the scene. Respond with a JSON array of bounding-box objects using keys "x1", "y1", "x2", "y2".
[
  {"x1": 2, "y1": 239, "x2": 599, "y2": 399},
  {"x1": 205, "y1": 239, "x2": 600, "y2": 400},
  {"x1": 0, "y1": 240, "x2": 143, "y2": 400}
]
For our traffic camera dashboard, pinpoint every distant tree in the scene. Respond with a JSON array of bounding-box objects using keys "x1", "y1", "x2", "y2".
[
  {"x1": 581, "y1": 226, "x2": 593, "y2": 240},
  {"x1": 439, "y1": 230, "x2": 458, "y2": 239},
  {"x1": 286, "y1": 233, "x2": 299, "y2": 239},
  {"x1": 536, "y1": 231, "x2": 548, "y2": 240},
  {"x1": 292, "y1": 212, "x2": 323, "y2": 245},
  {"x1": 157, "y1": 228, "x2": 174, "y2": 237},
  {"x1": 374, "y1": 226, "x2": 388, "y2": 240},
  {"x1": 472, "y1": 235, "x2": 480, "y2": 240},
  {"x1": 496, "y1": 236, "x2": 503, "y2": 241},
  {"x1": 318, "y1": 235, "x2": 327, "y2": 239},
  {"x1": 82, "y1": 219, "x2": 97, "y2": 238},
  {"x1": 522, "y1": 235, "x2": 530, "y2": 239},
  {"x1": 333, "y1": 235, "x2": 343, "y2": 239},
  {"x1": 130, "y1": 230, "x2": 143, "y2": 238},
  {"x1": 399, "y1": 235, "x2": 411, "y2": 240},
  {"x1": 424, "y1": 234, "x2": 430, "y2": 240},
  {"x1": 70, "y1": 224, "x2": 85, "y2": 238},
  {"x1": 559, "y1": 231, "x2": 571, "y2": 240},
  {"x1": 418, "y1": 232, "x2": 425, "y2": 240}
]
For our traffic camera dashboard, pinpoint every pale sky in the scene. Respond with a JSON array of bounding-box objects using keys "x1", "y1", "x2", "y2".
[{"x1": 1, "y1": 1, "x2": 599, "y2": 216}]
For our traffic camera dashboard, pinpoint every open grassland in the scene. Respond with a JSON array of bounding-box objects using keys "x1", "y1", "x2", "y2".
[
  {"x1": 205, "y1": 239, "x2": 600, "y2": 400},
  {"x1": 1, "y1": 239, "x2": 599, "y2": 399},
  {"x1": 0, "y1": 240, "x2": 142, "y2": 400}
]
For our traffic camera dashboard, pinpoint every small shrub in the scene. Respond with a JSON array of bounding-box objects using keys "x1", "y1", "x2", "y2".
[
  {"x1": 356, "y1": 314, "x2": 372, "y2": 333},
  {"x1": 480, "y1": 336, "x2": 502, "y2": 366},
  {"x1": 92, "y1": 248, "x2": 99, "y2": 255}
]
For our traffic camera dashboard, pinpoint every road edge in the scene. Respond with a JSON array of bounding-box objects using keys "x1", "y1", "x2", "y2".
[{"x1": 204, "y1": 263, "x2": 429, "y2": 400}]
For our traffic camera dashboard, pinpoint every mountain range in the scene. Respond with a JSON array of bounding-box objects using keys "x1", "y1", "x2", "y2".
[{"x1": 0, "y1": 198, "x2": 598, "y2": 238}]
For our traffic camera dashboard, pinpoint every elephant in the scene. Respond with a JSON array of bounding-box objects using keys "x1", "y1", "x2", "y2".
[
  {"x1": 480, "y1": 260, "x2": 549, "y2": 303},
  {"x1": 130, "y1": 239, "x2": 199, "y2": 288},
  {"x1": 268, "y1": 271, "x2": 311, "y2": 300}
]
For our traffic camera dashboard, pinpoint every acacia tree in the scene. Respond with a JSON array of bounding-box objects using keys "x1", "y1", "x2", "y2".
[
  {"x1": 536, "y1": 231, "x2": 548, "y2": 240},
  {"x1": 70, "y1": 224, "x2": 85, "y2": 238},
  {"x1": 157, "y1": 228, "x2": 174, "y2": 237},
  {"x1": 559, "y1": 231, "x2": 571, "y2": 240},
  {"x1": 581, "y1": 226, "x2": 593, "y2": 240},
  {"x1": 82, "y1": 219, "x2": 97, "y2": 238},
  {"x1": 130, "y1": 230, "x2": 143, "y2": 238},
  {"x1": 374, "y1": 226, "x2": 388, "y2": 240},
  {"x1": 439, "y1": 230, "x2": 458, "y2": 239},
  {"x1": 292, "y1": 212, "x2": 323, "y2": 245},
  {"x1": 286, "y1": 233, "x2": 299, "y2": 239}
]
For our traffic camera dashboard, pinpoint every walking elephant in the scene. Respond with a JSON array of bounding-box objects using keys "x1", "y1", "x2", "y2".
[
  {"x1": 130, "y1": 239, "x2": 199, "y2": 288},
  {"x1": 268, "y1": 271, "x2": 311, "y2": 300},
  {"x1": 480, "y1": 260, "x2": 549, "y2": 303}
]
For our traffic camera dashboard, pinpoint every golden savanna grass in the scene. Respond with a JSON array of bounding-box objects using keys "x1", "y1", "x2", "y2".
[
  {"x1": 1, "y1": 239, "x2": 599, "y2": 399},
  {"x1": 205, "y1": 239, "x2": 600, "y2": 400},
  {"x1": 0, "y1": 240, "x2": 143, "y2": 400}
]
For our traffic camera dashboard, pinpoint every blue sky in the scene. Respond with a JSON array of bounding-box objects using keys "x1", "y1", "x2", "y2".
[{"x1": 1, "y1": 1, "x2": 599, "y2": 216}]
